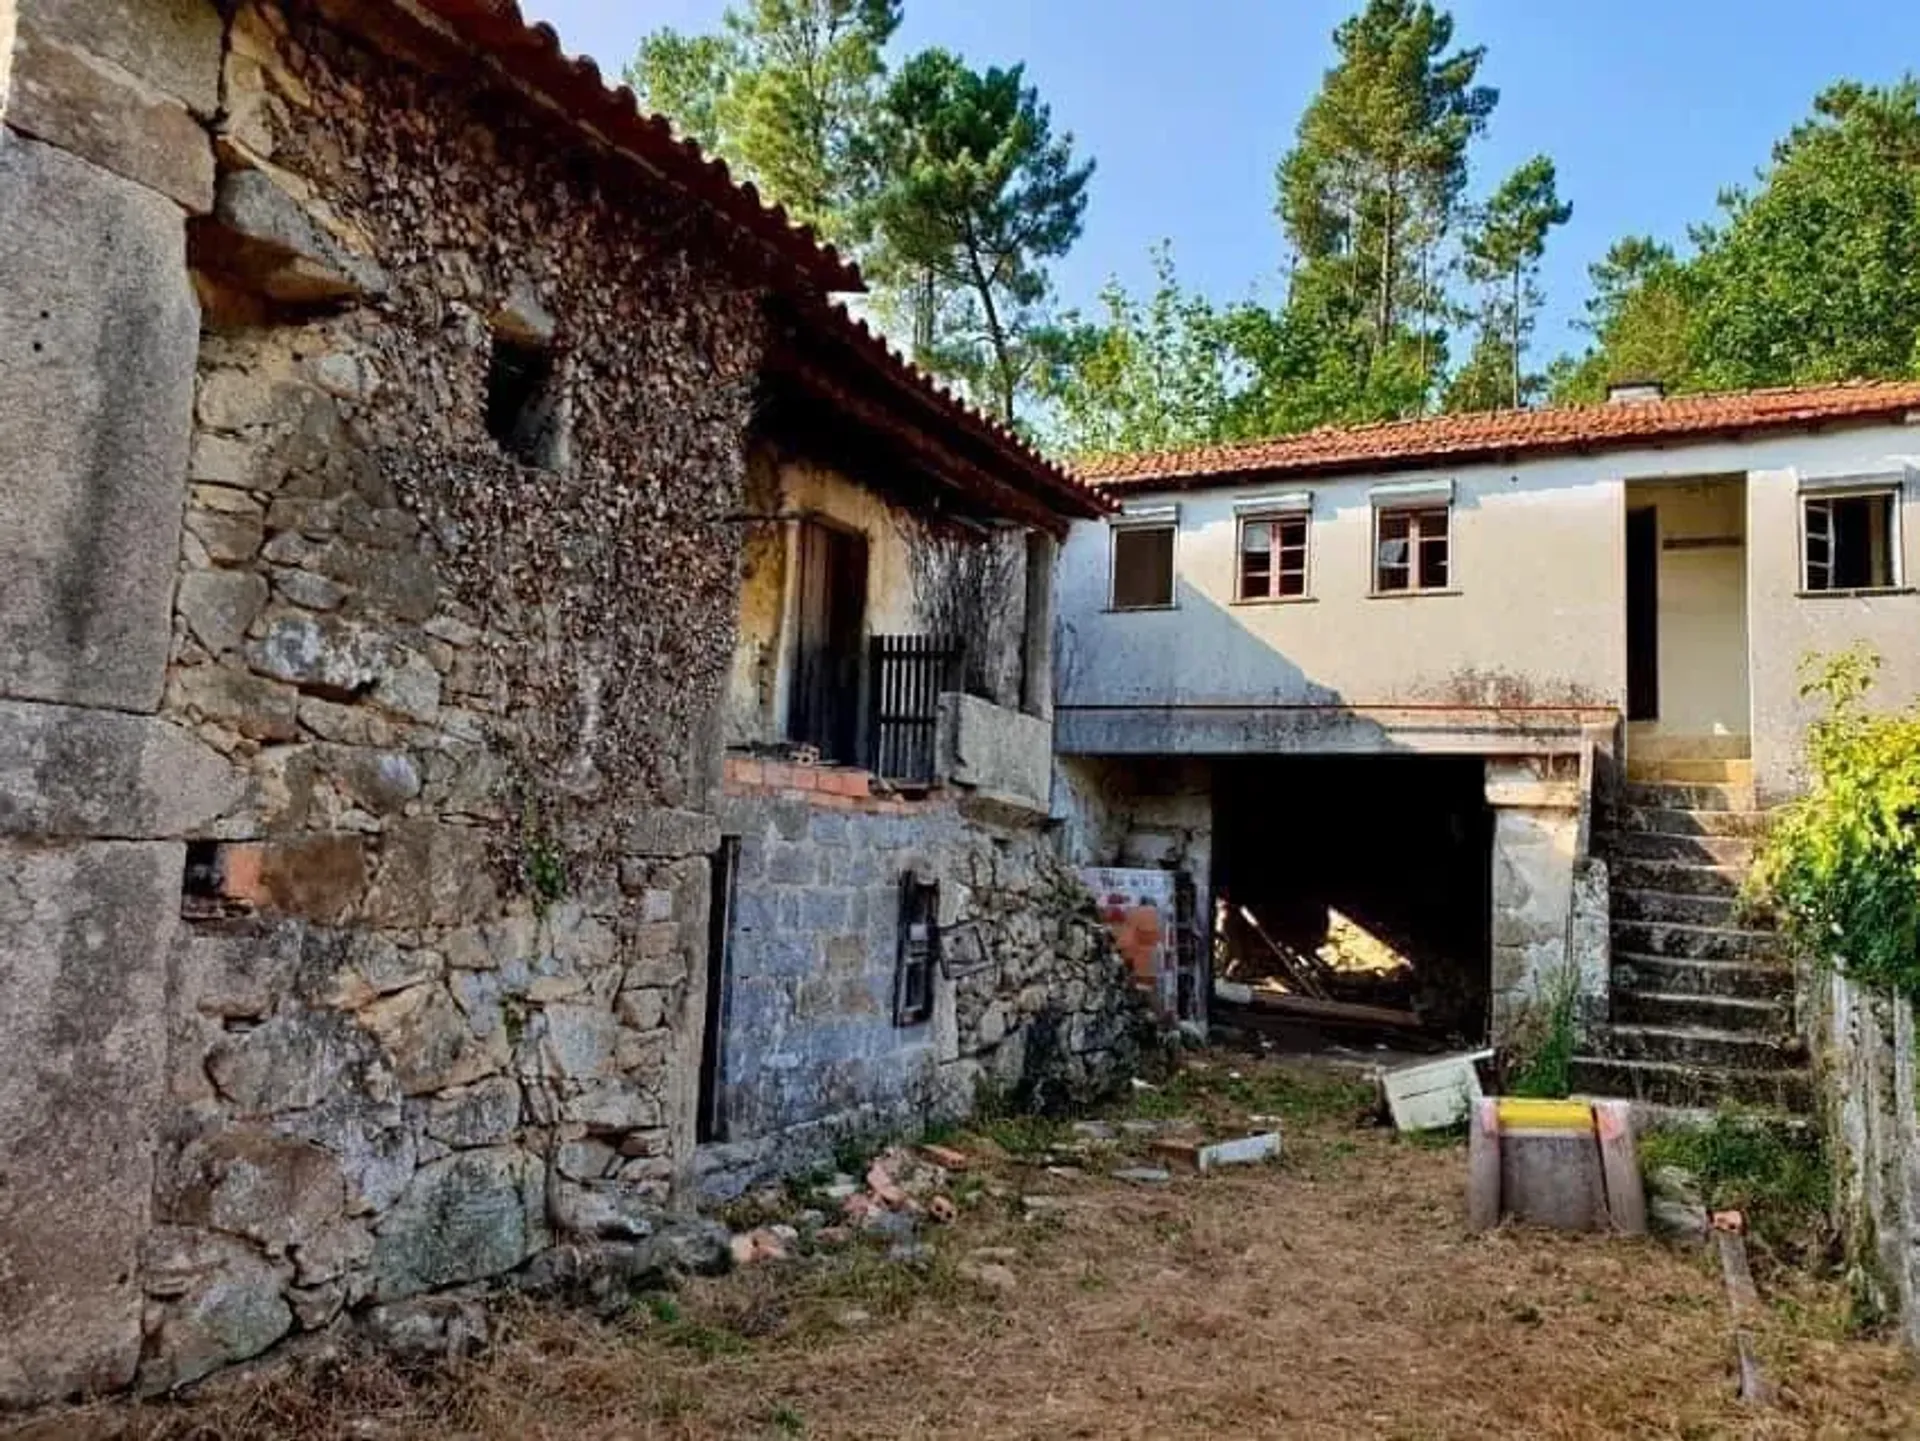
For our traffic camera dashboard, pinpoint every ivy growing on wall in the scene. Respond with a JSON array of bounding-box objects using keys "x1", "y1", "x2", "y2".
[{"x1": 1750, "y1": 647, "x2": 1920, "y2": 999}]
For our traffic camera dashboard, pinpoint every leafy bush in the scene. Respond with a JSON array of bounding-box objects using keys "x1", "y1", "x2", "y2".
[{"x1": 1749, "y1": 647, "x2": 1920, "y2": 998}]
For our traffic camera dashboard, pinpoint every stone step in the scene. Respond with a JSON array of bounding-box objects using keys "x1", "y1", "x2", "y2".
[
  {"x1": 1610, "y1": 858, "x2": 1744, "y2": 898},
  {"x1": 1651, "y1": 759, "x2": 1758, "y2": 782},
  {"x1": 1611, "y1": 805, "x2": 1770, "y2": 839},
  {"x1": 1607, "y1": 829, "x2": 1755, "y2": 866},
  {"x1": 1621, "y1": 781, "x2": 1757, "y2": 814},
  {"x1": 1612, "y1": 918, "x2": 1782, "y2": 963},
  {"x1": 1567, "y1": 1056, "x2": 1813, "y2": 1113},
  {"x1": 1613, "y1": 951, "x2": 1794, "y2": 1001},
  {"x1": 1613, "y1": 989, "x2": 1791, "y2": 1033},
  {"x1": 1597, "y1": 1023, "x2": 1800, "y2": 1071},
  {"x1": 1613, "y1": 887, "x2": 1740, "y2": 927}
]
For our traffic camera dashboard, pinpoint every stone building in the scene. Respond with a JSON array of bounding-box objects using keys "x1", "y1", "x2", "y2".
[{"x1": 0, "y1": 0, "x2": 1128, "y2": 1404}]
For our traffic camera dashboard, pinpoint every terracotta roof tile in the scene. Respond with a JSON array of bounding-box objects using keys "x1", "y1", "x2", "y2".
[
  {"x1": 808, "y1": 301, "x2": 1111, "y2": 520},
  {"x1": 1077, "y1": 381, "x2": 1920, "y2": 492}
]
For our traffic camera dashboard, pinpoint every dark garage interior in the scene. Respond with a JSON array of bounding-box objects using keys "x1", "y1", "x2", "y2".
[{"x1": 1211, "y1": 754, "x2": 1493, "y2": 1044}]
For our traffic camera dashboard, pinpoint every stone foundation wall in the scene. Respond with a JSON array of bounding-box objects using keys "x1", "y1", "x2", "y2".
[
  {"x1": 701, "y1": 757, "x2": 1147, "y2": 1196},
  {"x1": 1816, "y1": 971, "x2": 1920, "y2": 1349}
]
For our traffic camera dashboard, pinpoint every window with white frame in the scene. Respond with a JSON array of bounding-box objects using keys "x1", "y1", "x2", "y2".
[
  {"x1": 1110, "y1": 505, "x2": 1177, "y2": 609},
  {"x1": 1236, "y1": 496, "x2": 1311, "y2": 600},
  {"x1": 1803, "y1": 487, "x2": 1899, "y2": 592}
]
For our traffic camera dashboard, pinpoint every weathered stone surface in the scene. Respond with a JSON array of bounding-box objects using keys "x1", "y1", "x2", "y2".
[
  {"x1": 207, "y1": 168, "x2": 389, "y2": 304},
  {"x1": 548, "y1": 1177, "x2": 667, "y2": 1241},
  {"x1": 360, "y1": 1294, "x2": 490, "y2": 1364},
  {"x1": 20, "y1": 0, "x2": 225, "y2": 115},
  {"x1": 6, "y1": 22, "x2": 215, "y2": 210},
  {"x1": 161, "y1": 1128, "x2": 348, "y2": 1256},
  {"x1": 625, "y1": 808, "x2": 722, "y2": 859},
  {"x1": 136, "y1": 1228, "x2": 292, "y2": 1394},
  {"x1": 362, "y1": 820, "x2": 498, "y2": 927},
  {"x1": 360, "y1": 982, "x2": 509, "y2": 1096},
  {"x1": 0, "y1": 840, "x2": 179, "y2": 1406},
  {"x1": 0, "y1": 699, "x2": 241, "y2": 837},
  {"x1": 177, "y1": 569, "x2": 269, "y2": 657},
  {"x1": 170, "y1": 919, "x2": 306, "y2": 1022},
  {"x1": 247, "y1": 612, "x2": 391, "y2": 699},
  {"x1": 515, "y1": 1221, "x2": 730, "y2": 1312},
  {"x1": 207, "y1": 1009, "x2": 391, "y2": 1116},
  {"x1": 425, "y1": 1077, "x2": 522, "y2": 1149},
  {"x1": 0, "y1": 134, "x2": 198, "y2": 712},
  {"x1": 169, "y1": 664, "x2": 301, "y2": 742},
  {"x1": 940, "y1": 693, "x2": 1053, "y2": 815},
  {"x1": 369, "y1": 1147, "x2": 548, "y2": 1299}
]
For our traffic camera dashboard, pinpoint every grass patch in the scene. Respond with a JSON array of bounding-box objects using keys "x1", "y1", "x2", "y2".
[
  {"x1": 1641, "y1": 1110, "x2": 1831, "y2": 1253},
  {"x1": 1121, "y1": 1062, "x2": 1377, "y2": 1131}
]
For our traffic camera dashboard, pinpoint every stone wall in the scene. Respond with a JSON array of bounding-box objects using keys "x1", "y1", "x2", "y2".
[
  {"x1": 1485, "y1": 755, "x2": 1597, "y2": 1043},
  {"x1": 0, "y1": 0, "x2": 808, "y2": 1402},
  {"x1": 1816, "y1": 970, "x2": 1920, "y2": 1349},
  {"x1": 0, "y1": 0, "x2": 226, "y2": 1405},
  {"x1": 133, "y1": 0, "x2": 779, "y2": 1391},
  {"x1": 701, "y1": 756, "x2": 1147, "y2": 1196}
]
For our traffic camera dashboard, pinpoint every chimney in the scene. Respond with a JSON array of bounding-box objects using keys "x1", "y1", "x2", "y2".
[{"x1": 1607, "y1": 379, "x2": 1666, "y2": 405}]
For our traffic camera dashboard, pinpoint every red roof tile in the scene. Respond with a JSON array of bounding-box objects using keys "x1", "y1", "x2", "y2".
[
  {"x1": 1077, "y1": 382, "x2": 1920, "y2": 492},
  {"x1": 803, "y1": 300, "x2": 1111, "y2": 521}
]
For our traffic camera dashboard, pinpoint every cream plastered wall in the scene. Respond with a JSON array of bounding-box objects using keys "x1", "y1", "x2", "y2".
[
  {"x1": 1058, "y1": 424, "x2": 1920, "y2": 791},
  {"x1": 725, "y1": 450, "x2": 921, "y2": 749},
  {"x1": 1748, "y1": 456, "x2": 1920, "y2": 802},
  {"x1": 1629, "y1": 475, "x2": 1751, "y2": 748}
]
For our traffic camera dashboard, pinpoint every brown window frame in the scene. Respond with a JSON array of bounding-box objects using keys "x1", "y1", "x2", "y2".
[
  {"x1": 1802, "y1": 488, "x2": 1901, "y2": 593},
  {"x1": 1374, "y1": 503, "x2": 1452, "y2": 594},
  {"x1": 1236, "y1": 511, "x2": 1311, "y2": 601},
  {"x1": 1109, "y1": 522, "x2": 1177, "y2": 611}
]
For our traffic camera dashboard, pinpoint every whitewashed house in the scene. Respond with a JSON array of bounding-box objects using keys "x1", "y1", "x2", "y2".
[{"x1": 1055, "y1": 380, "x2": 1920, "y2": 1107}]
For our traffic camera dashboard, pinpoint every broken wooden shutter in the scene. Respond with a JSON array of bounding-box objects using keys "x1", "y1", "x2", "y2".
[{"x1": 894, "y1": 875, "x2": 938, "y2": 1026}]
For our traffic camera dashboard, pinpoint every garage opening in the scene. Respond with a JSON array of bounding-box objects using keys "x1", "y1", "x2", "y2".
[{"x1": 1211, "y1": 755, "x2": 1492, "y2": 1045}]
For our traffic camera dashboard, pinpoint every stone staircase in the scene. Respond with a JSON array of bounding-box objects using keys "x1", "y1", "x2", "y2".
[{"x1": 1569, "y1": 757, "x2": 1812, "y2": 1114}]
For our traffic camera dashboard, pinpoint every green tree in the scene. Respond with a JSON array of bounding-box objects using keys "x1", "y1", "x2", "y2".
[
  {"x1": 1556, "y1": 79, "x2": 1920, "y2": 400},
  {"x1": 626, "y1": 0, "x2": 901, "y2": 240},
  {"x1": 1044, "y1": 244, "x2": 1234, "y2": 455},
  {"x1": 1272, "y1": 0, "x2": 1497, "y2": 409},
  {"x1": 1549, "y1": 236, "x2": 1694, "y2": 402},
  {"x1": 1687, "y1": 79, "x2": 1920, "y2": 389},
  {"x1": 859, "y1": 48, "x2": 1094, "y2": 423},
  {"x1": 1446, "y1": 155, "x2": 1569, "y2": 410}
]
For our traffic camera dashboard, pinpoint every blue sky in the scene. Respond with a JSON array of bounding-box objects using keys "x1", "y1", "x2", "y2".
[{"x1": 524, "y1": 1, "x2": 1918, "y2": 361}]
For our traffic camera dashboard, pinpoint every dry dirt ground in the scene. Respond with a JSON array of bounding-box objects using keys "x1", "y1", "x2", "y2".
[{"x1": 21, "y1": 1055, "x2": 1920, "y2": 1441}]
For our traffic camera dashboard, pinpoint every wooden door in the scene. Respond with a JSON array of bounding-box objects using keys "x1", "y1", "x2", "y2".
[
  {"x1": 792, "y1": 520, "x2": 869, "y2": 763},
  {"x1": 1626, "y1": 507, "x2": 1659, "y2": 721}
]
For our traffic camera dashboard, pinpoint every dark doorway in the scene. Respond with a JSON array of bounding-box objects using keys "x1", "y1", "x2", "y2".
[
  {"x1": 1212, "y1": 756, "x2": 1493, "y2": 1042},
  {"x1": 697, "y1": 836, "x2": 740, "y2": 1145},
  {"x1": 791, "y1": 519, "x2": 869, "y2": 763},
  {"x1": 1626, "y1": 507, "x2": 1659, "y2": 721}
]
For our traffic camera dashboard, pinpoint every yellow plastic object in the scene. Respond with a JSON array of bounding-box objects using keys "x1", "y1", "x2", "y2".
[{"x1": 1495, "y1": 1098, "x2": 1595, "y2": 1132}]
